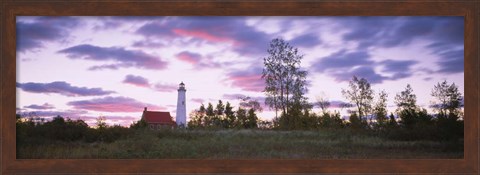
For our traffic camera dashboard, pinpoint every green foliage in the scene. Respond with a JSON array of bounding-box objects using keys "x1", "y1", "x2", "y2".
[
  {"x1": 187, "y1": 99, "x2": 261, "y2": 129},
  {"x1": 130, "y1": 118, "x2": 148, "y2": 129},
  {"x1": 342, "y1": 76, "x2": 374, "y2": 120},
  {"x1": 262, "y1": 38, "x2": 309, "y2": 129},
  {"x1": 373, "y1": 90, "x2": 388, "y2": 130},
  {"x1": 318, "y1": 112, "x2": 344, "y2": 129},
  {"x1": 394, "y1": 84, "x2": 417, "y2": 112},
  {"x1": 347, "y1": 113, "x2": 368, "y2": 130}
]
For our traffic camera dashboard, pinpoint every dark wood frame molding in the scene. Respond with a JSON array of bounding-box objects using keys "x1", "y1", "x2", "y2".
[{"x1": 1, "y1": 1, "x2": 478, "y2": 174}]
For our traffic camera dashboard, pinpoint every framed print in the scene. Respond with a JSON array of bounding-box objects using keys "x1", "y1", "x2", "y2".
[{"x1": 1, "y1": 0, "x2": 479, "y2": 174}]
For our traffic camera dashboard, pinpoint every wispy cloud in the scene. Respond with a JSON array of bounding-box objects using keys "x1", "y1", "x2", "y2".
[
  {"x1": 135, "y1": 17, "x2": 272, "y2": 56},
  {"x1": 123, "y1": 74, "x2": 150, "y2": 87},
  {"x1": 67, "y1": 96, "x2": 165, "y2": 112},
  {"x1": 24, "y1": 103, "x2": 55, "y2": 110},
  {"x1": 224, "y1": 66, "x2": 265, "y2": 92},
  {"x1": 17, "y1": 17, "x2": 82, "y2": 52},
  {"x1": 16, "y1": 81, "x2": 115, "y2": 97},
  {"x1": 58, "y1": 44, "x2": 168, "y2": 70}
]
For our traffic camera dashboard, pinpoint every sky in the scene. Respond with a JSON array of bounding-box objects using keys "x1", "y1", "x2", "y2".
[{"x1": 15, "y1": 16, "x2": 464, "y2": 127}]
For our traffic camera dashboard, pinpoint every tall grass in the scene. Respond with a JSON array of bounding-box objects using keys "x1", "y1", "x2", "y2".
[{"x1": 17, "y1": 129, "x2": 463, "y2": 159}]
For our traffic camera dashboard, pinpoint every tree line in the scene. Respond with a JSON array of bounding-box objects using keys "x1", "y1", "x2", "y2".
[
  {"x1": 187, "y1": 97, "x2": 262, "y2": 129},
  {"x1": 258, "y1": 38, "x2": 463, "y2": 141}
]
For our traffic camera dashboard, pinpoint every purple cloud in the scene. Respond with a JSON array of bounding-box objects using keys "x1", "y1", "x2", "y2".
[
  {"x1": 329, "y1": 66, "x2": 387, "y2": 84},
  {"x1": 57, "y1": 44, "x2": 168, "y2": 70},
  {"x1": 16, "y1": 81, "x2": 115, "y2": 97},
  {"x1": 289, "y1": 33, "x2": 322, "y2": 48},
  {"x1": 153, "y1": 83, "x2": 177, "y2": 92},
  {"x1": 135, "y1": 17, "x2": 271, "y2": 56},
  {"x1": 24, "y1": 103, "x2": 55, "y2": 110},
  {"x1": 312, "y1": 50, "x2": 374, "y2": 72},
  {"x1": 17, "y1": 17, "x2": 82, "y2": 52},
  {"x1": 335, "y1": 17, "x2": 464, "y2": 74},
  {"x1": 312, "y1": 50, "x2": 419, "y2": 84},
  {"x1": 224, "y1": 66, "x2": 265, "y2": 92},
  {"x1": 132, "y1": 40, "x2": 165, "y2": 48},
  {"x1": 380, "y1": 59, "x2": 417, "y2": 80},
  {"x1": 435, "y1": 49, "x2": 464, "y2": 74},
  {"x1": 67, "y1": 96, "x2": 165, "y2": 112},
  {"x1": 176, "y1": 51, "x2": 223, "y2": 69},
  {"x1": 123, "y1": 74, "x2": 150, "y2": 87},
  {"x1": 17, "y1": 109, "x2": 88, "y2": 118}
]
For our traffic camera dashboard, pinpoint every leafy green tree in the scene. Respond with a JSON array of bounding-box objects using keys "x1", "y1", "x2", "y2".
[
  {"x1": 387, "y1": 113, "x2": 397, "y2": 128},
  {"x1": 319, "y1": 111, "x2": 344, "y2": 129},
  {"x1": 188, "y1": 104, "x2": 206, "y2": 128},
  {"x1": 246, "y1": 108, "x2": 258, "y2": 128},
  {"x1": 431, "y1": 80, "x2": 463, "y2": 141},
  {"x1": 394, "y1": 84, "x2": 417, "y2": 112},
  {"x1": 215, "y1": 100, "x2": 225, "y2": 116},
  {"x1": 130, "y1": 118, "x2": 148, "y2": 129},
  {"x1": 262, "y1": 38, "x2": 309, "y2": 129},
  {"x1": 224, "y1": 102, "x2": 236, "y2": 128},
  {"x1": 342, "y1": 76, "x2": 374, "y2": 121},
  {"x1": 373, "y1": 90, "x2": 388, "y2": 130},
  {"x1": 315, "y1": 93, "x2": 331, "y2": 114},
  {"x1": 96, "y1": 116, "x2": 108, "y2": 129},
  {"x1": 431, "y1": 80, "x2": 463, "y2": 118},
  {"x1": 235, "y1": 107, "x2": 247, "y2": 129},
  {"x1": 394, "y1": 84, "x2": 419, "y2": 129}
]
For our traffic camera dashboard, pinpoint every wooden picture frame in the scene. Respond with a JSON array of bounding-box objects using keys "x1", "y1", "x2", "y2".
[{"x1": 1, "y1": 0, "x2": 478, "y2": 174}]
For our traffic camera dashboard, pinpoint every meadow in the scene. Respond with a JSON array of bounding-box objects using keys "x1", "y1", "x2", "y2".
[{"x1": 17, "y1": 128, "x2": 463, "y2": 159}]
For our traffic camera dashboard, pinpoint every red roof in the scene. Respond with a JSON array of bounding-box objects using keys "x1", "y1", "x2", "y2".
[{"x1": 142, "y1": 111, "x2": 176, "y2": 125}]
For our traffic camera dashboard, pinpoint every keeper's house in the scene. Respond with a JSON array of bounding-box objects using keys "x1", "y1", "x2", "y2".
[{"x1": 141, "y1": 107, "x2": 176, "y2": 129}]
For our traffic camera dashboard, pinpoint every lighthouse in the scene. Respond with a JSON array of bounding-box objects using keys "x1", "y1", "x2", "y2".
[{"x1": 176, "y1": 82, "x2": 187, "y2": 127}]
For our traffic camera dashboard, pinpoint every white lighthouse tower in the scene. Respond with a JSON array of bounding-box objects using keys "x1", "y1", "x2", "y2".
[{"x1": 176, "y1": 82, "x2": 187, "y2": 127}]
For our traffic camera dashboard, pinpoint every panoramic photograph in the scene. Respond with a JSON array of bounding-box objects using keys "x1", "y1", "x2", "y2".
[{"x1": 16, "y1": 16, "x2": 464, "y2": 159}]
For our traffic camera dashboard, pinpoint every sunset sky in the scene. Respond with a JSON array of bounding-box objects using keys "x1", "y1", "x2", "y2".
[{"x1": 16, "y1": 16, "x2": 464, "y2": 126}]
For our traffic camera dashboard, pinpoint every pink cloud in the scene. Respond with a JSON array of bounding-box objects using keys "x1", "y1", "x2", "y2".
[
  {"x1": 176, "y1": 51, "x2": 202, "y2": 64},
  {"x1": 226, "y1": 74, "x2": 264, "y2": 92},
  {"x1": 172, "y1": 28, "x2": 232, "y2": 43},
  {"x1": 67, "y1": 96, "x2": 165, "y2": 112}
]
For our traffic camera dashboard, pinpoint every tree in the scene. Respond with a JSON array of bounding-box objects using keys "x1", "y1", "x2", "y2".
[
  {"x1": 224, "y1": 102, "x2": 236, "y2": 128},
  {"x1": 262, "y1": 38, "x2": 308, "y2": 128},
  {"x1": 204, "y1": 103, "x2": 216, "y2": 127},
  {"x1": 130, "y1": 118, "x2": 148, "y2": 129},
  {"x1": 236, "y1": 107, "x2": 247, "y2": 128},
  {"x1": 373, "y1": 90, "x2": 388, "y2": 129},
  {"x1": 246, "y1": 108, "x2": 258, "y2": 128},
  {"x1": 394, "y1": 84, "x2": 420, "y2": 129},
  {"x1": 239, "y1": 96, "x2": 263, "y2": 112},
  {"x1": 215, "y1": 100, "x2": 225, "y2": 116},
  {"x1": 316, "y1": 92, "x2": 331, "y2": 114},
  {"x1": 341, "y1": 76, "x2": 374, "y2": 121},
  {"x1": 96, "y1": 116, "x2": 108, "y2": 129},
  {"x1": 431, "y1": 80, "x2": 463, "y2": 141},
  {"x1": 431, "y1": 80, "x2": 463, "y2": 118},
  {"x1": 394, "y1": 84, "x2": 417, "y2": 112},
  {"x1": 387, "y1": 113, "x2": 398, "y2": 127}
]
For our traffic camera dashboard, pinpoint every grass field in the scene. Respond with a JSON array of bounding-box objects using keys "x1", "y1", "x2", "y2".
[{"x1": 17, "y1": 129, "x2": 463, "y2": 159}]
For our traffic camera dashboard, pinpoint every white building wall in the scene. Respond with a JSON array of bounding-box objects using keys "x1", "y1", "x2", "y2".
[{"x1": 176, "y1": 86, "x2": 187, "y2": 126}]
